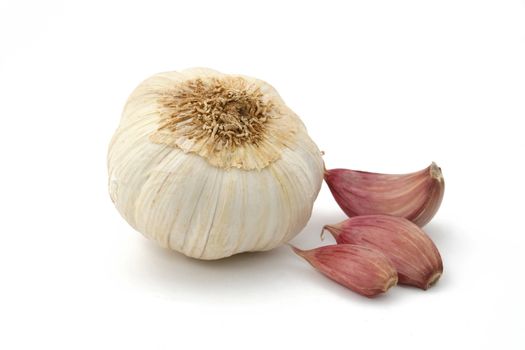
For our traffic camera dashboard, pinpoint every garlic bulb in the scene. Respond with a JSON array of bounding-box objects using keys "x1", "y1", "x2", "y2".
[{"x1": 108, "y1": 68, "x2": 324, "y2": 259}]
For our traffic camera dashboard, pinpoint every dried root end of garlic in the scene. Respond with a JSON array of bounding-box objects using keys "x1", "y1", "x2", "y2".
[{"x1": 108, "y1": 68, "x2": 324, "y2": 259}]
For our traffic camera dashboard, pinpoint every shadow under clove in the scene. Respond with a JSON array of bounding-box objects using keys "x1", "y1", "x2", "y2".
[{"x1": 290, "y1": 207, "x2": 347, "y2": 248}]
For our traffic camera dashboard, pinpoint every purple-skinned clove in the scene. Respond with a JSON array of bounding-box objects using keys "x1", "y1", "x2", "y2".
[
  {"x1": 324, "y1": 163, "x2": 444, "y2": 227},
  {"x1": 291, "y1": 244, "x2": 398, "y2": 297},
  {"x1": 323, "y1": 215, "x2": 443, "y2": 290}
]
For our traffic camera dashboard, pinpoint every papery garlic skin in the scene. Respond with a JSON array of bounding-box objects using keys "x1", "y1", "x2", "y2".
[
  {"x1": 325, "y1": 163, "x2": 444, "y2": 227},
  {"x1": 292, "y1": 244, "x2": 398, "y2": 297},
  {"x1": 324, "y1": 215, "x2": 443, "y2": 289},
  {"x1": 108, "y1": 68, "x2": 324, "y2": 259}
]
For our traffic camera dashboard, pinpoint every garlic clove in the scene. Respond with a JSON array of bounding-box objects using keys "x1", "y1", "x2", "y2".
[
  {"x1": 323, "y1": 215, "x2": 443, "y2": 290},
  {"x1": 291, "y1": 244, "x2": 398, "y2": 297},
  {"x1": 324, "y1": 162, "x2": 444, "y2": 227}
]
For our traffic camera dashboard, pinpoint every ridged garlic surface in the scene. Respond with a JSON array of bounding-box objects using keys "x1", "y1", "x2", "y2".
[{"x1": 108, "y1": 68, "x2": 324, "y2": 259}]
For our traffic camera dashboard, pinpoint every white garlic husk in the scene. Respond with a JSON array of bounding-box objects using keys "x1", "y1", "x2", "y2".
[{"x1": 108, "y1": 68, "x2": 324, "y2": 259}]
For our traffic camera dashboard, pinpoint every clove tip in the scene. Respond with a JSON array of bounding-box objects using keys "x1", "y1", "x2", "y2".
[
  {"x1": 320, "y1": 226, "x2": 328, "y2": 241},
  {"x1": 430, "y1": 162, "x2": 443, "y2": 182},
  {"x1": 322, "y1": 223, "x2": 342, "y2": 240},
  {"x1": 384, "y1": 275, "x2": 399, "y2": 292},
  {"x1": 423, "y1": 271, "x2": 442, "y2": 290},
  {"x1": 288, "y1": 244, "x2": 305, "y2": 257}
]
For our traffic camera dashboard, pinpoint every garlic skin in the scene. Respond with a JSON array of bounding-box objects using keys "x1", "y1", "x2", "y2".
[
  {"x1": 325, "y1": 163, "x2": 444, "y2": 227},
  {"x1": 323, "y1": 215, "x2": 443, "y2": 289},
  {"x1": 108, "y1": 68, "x2": 324, "y2": 259},
  {"x1": 292, "y1": 244, "x2": 398, "y2": 297}
]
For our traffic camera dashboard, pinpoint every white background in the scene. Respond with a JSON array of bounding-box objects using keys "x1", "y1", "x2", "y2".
[{"x1": 1, "y1": 0, "x2": 524, "y2": 349}]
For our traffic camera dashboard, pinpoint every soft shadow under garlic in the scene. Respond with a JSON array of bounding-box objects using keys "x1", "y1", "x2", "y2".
[
  {"x1": 123, "y1": 208, "x2": 344, "y2": 301},
  {"x1": 125, "y1": 236, "x2": 298, "y2": 302}
]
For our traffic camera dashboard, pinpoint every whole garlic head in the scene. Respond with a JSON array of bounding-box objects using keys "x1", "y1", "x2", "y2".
[{"x1": 108, "y1": 68, "x2": 324, "y2": 259}]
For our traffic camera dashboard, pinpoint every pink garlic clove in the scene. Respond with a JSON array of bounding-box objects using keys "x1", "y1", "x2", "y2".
[
  {"x1": 291, "y1": 244, "x2": 398, "y2": 297},
  {"x1": 323, "y1": 215, "x2": 443, "y2": 290},
  {"x1": 324, "y1": 162, "x2": 444, "y2": 227}
]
